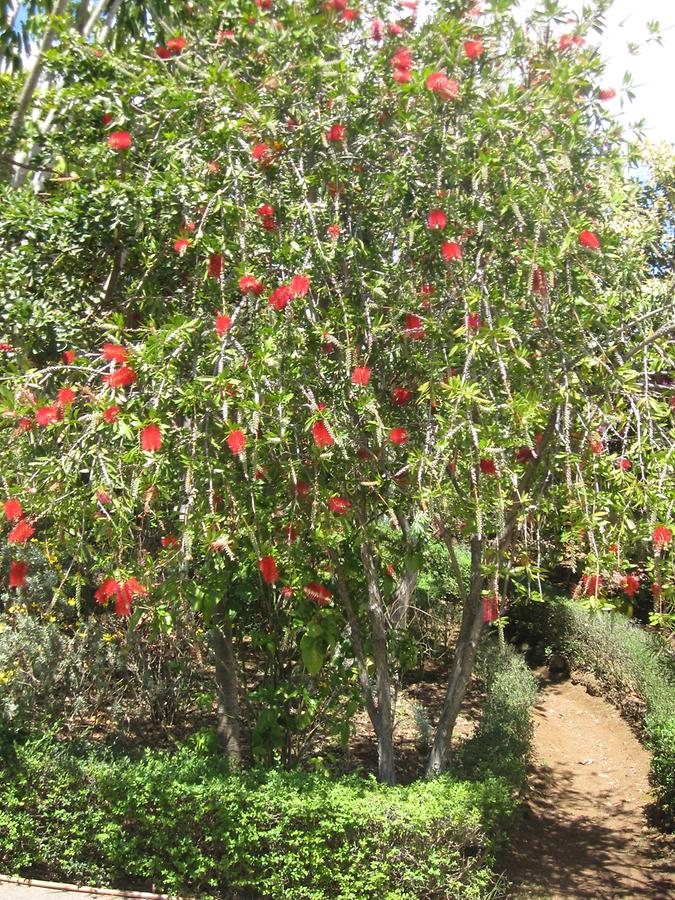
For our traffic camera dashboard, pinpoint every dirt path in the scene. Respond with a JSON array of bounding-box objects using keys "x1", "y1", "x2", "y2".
[{"x1": 503, "y1": 671, "x2": 675, "y2": 899}]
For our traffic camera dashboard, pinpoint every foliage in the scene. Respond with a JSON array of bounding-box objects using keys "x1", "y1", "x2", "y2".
[
  {"x1": 508, "y1": 596, "x2": 675, "y2": 824},
  {"x1": 0, "y1": 736, "x2": 515, "y2": 899},
  {"x1": 0, "y1": 611, "x2": 205, "y2": 734},
  {"x1": 1, "y1": 0, "x2": 674, "y2": 779},
  {"x1": 459, "y1": 640, "x2": 538, "y2": 789}
]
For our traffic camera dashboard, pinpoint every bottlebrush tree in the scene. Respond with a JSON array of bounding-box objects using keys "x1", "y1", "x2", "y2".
[{"x1": 1, "y1": 0, "x2": 674, "y2": 784}]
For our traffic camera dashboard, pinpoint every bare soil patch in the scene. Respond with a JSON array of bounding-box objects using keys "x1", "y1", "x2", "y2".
[{"x1": 503, "y1": 669, "x2": 675, "y2": 899}]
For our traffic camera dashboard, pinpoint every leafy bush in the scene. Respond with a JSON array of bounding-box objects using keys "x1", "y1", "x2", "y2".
[
  {"x1": 459, "y1": 641, "x2": 538, "y2": 791},
  {"x1": 0, "y1": 737, "x2": 515, "y2": 899},
  {"x1": 509, "y1": 597, "x2": 675, "y2": 824},
  {"x1": 0, "y1": 613, "x2": 204, "y2": 735}
]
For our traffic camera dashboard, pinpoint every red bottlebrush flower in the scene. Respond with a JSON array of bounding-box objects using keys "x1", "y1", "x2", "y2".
[
  {"x1": 260, "y1": 216, "x2": 277, "y2": 232},
  {"x1": 516, "y1": 447, "x2": 534, "y2": 464},
  {"x1": 582, "y1": 574, "x2": 602, "y2": 597},
  {"x1": 0, "y1": 342, "x2": 15, "y2": 352},
  {"x1": 115, "y1": 586, "x2": 132, "y2": 616},
  {"x1": 427, "y1": 208, "x2": 447, "y2": 230},
  {"x1": 57, "y1": 386, "x2": 76, "y2": 408},
  {"x1": 559, "y1": 33, "x2": 584, "y2": 51},
  {"x1": 442, "y1": 241, "x2": 462, "y2": 261},
  {"x1": 622, "y1": 574, "x2": 640, "y2": 597},
  {"x1": 208, "y1": 253, "x2": 223, "y2": 278},
  {"x1": 268, "y1": 284, "x2": 294, "y2": 311},
  {"x1": 227, "y1": 429, "x2": 246, "y2": 455},
  {"x1": 328, "y1": 496, "x2": 351, "y2": 515},
  {"x1": 464, "y1": 39, "x2": 484, "y2": 60},
  {"x1": 14, "y1": 417, "x2": 32, "y2": 436},
  {"x1": 615, "y1": 457, "x2": 631, "y2": 471},
  {"x1": 392, "y1": 67, "x2": 412, "y2": 83},
  {"x1": 651, "y1": 582, "x2": 662, "y2": 598},
  {"x1": 420, "y1": 283, "x2": 435, "y2": 297},
  {"x1": 104, "y1": 366, "x2": 136, "y2": 389},
  {"x1": 155, "y1": 45, "x2": 173, "y2": 59},
  {"x1": 256, "y1": 204, "x2": 274, "y2": 217},
  {"x1": 327, "y1": 224, "x2": 342, "y2": 239},
  {"x1": 101, "y1": 343, "x2": 128, "y2": 364},
  {"x1": 8, "y1": 520, "x2": 34, "y2": 544},
  {"x1": 304, "y1": 582, "x2": 333, "y2": 606},
  {"x1": 62, "y1": 349, "x2": 76, "y2": 365},
  {"x1": 174, "y1": 238, "x2": 190, "y2": 254},
  {"x1": 96, "y1": 490, "x2": 112, "y2": 506},
  {"x1": 103, "y1": 405, "x2": 120, "y2": 423},
  {"x1": 466, "y1": 312, "x2": 482, "y2": 334},
  {"x1": 479, "y1": 458, "x2": 497, "y2": 475},
  {"x1": 404, "y1": 313, "x2": 425, "y2": 339},
  {"x1": 312, "y1": 420, "x2": 334, "y2": 448},
  {"x1": 371, "y1": 18, "x2": 383, "y2": 41},
  {"x1": 215, "y1": 314, "x2": 232, "y2": 336},
  {"x1": 482, "y1": 595, "x2": 499, "y2": 622},
  {"x1": 108, "y1": 131, "x2": 132, "y2": 151},
  {"x1": 259, "y1": 555, "x2": 279, "y2": 584},
  {"x1": 653, "y1": 525, "x2": 673, "y2": 553},
  {"x1": 342, "y1": 8, "x2": 359, "y2": 22},
  {"x1": 388, "y1": 22, "x2": 404, "y2": 36},
  {"x1": 609, "y1": 543, "x2": 618, "y2": 553},
  {"x1": 389, "y1": 427, "x2": 409, "y2": 446},
  {"x1": 35, "y1": 405, "x2": 60, "y2": 427},
  {"x1": 327, "y1": 124, "x2": 346, "y2": 142},
  {"x1": 390, "y1": 47, "x2": 412, "y2": 70},
  {"x1": 256, "y1": 0, "x2": 272, "y2": 8},
  {"x1": 9, "y1": 560, "x2": 27, "y2": 589},
  {"x1": 392, "y1": 386, "x2": 412, "y2": 406},
  {"x1": 579, "y1": 230, "x2": 600, "y2": 250},
  {"x1": 161, "y1": 534, "x2": 179, "y2": 549},
  {"x1": 589, "y1": 439, "x2": 604, "y2": 454},
  {"x1": 95, "y1": 577, "x2": 120, "y2": 605},
  {"x1": 124, "y1": 576, "x2": 147, "y2": 597},
  {"x1": 166, "y1": 36, "x2": 186, "y2": 52},
  {"x1": 351, "y1": 366, "x2": 371, "y2": 386},
  {"x1": 239, "y1": 274, "x2": 264, "y2": 295},
  {"x1": 295, "y1": 481, "x2": 311, "y2": 498},
  {"x1": 141, "y1": 424, "x2": 162, "y2": 452},
  {"x1": 425, "y1": 72, "x2": 459, "y2": 99},
  {"x1": 3, "y1": 499, "x2": 23, "y2": 522},
  {"x1": 251, "y1": 143, "x2": 273, "y2": 165},
  {"x1": 290, "y1": 274, "x2": 310, "y2": 297},
  {"x1": 599, "y1": 88, "x2": 616, "y2": 101},
  {"x1": 531, "y1": 266, "x2": 548, "y2": 297},
  {"x1": 101, "y1": 113, "x2": 114, "y2": 126}
]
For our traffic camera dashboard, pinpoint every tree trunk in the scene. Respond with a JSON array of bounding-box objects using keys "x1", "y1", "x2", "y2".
[
  {"x1": 426, "y1": 537, "x2": 483, "y2": 778},
  {"x1": 360, "y1": 541, "x2": 396, "y2": 785},
  {"x1": 212, "y1": 607, "x2": 243, "y2": 766},
  {"x1": 5, "y1": 0, "x2": 70, "y2": 168}
]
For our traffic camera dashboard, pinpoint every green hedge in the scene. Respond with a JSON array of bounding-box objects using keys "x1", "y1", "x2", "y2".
[
  {"x1": 509, "y1": 597, "x2": 675, "y2": 825},
  {"x1": 0, "y1": 735, "x2": 516, "y2": 900}
]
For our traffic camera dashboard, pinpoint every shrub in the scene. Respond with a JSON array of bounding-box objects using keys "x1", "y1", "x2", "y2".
[
  {"x1": 0, "y1": 737, "x2": 515, "y2": 899},
  {"x1": 0, "y1": 613, "x2": 204, "y2": 736},
  {"x1": 459, "y1": 641, "x2": 538, "y2": 792},
  {"x1": 509, "y1": 597, "x2": 675, "y2": 825}
]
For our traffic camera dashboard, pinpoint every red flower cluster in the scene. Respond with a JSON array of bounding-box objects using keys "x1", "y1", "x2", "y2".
[
  {"x1": 141, "y1": 424, "x2": 162, "y2": 452},
  {"x1": 482, "y1": 595, "x2": 499, "y2": 622},
  {"x1": 442, "y1": 240, "x2": 462, "y2": 261},
  {"x1": 208, "y1": 253, "x2": 223, "y2": 278},
  {"x1": 215, "y1": 314, "x2": 232, "y2": 336},
  {"x1": 312, "y1": 419, "x2": 334, "y2": 448},
  {"x1": 304, "y1": 582, "x2": 332, "y2": 605},
  {"x1": 427, "y1": 208, "x2": 447, "y2": 230},
  {"x1": 622, "y1": 574, "x2": 640, "y2": 597},
  {"x1": 95, "y1": 576, "x2": 146, "y2": 616},
  {"x1": 464, "y1": 38, "x2": 484, "y2": 60},
  {"x1": 9, "y1": 560, "x2": 27, "y2": 589},
  {"x1": 390, "y1": 47, "x2": 413, "y2": 83},
  {"x1": 239, "y1": 274, "x2": 264, "y2": 295},
  {"x1": 351, "y1": 366, "x2": 371, "y2": 386},
  {"x1": 426, "y1": 72, "x2": 459, "y2": 100},
  {"x1": 227, "y1": 429, "x2": 246, "y2": 455},
  {"x1": 107, "y1": 131, "x2": 132, "y2": 151},
  {"x1": 579, "y1": 230, "x2": 600, "y2": 251},
  {"x1": 404, "y1": 313, "x2": 425, "y2": 339},
  {"x1": 259, "y1": 556, "x2": 279, "y2": 584},
  {"x1": 327, "y1": 496, "x2": 351, "y2": 515},
  {"x1": 653, "y1": 525, "x2": 673, "y2": 553}
]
